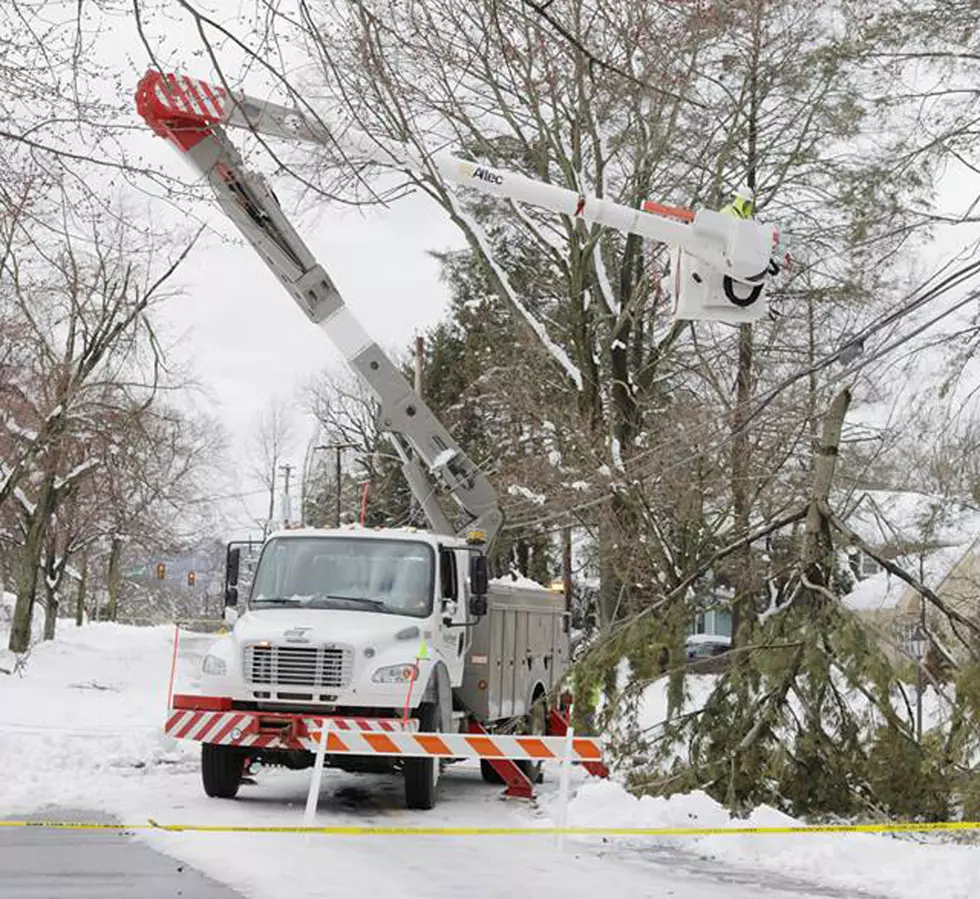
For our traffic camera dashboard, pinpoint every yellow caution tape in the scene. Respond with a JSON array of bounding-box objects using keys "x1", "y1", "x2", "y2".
[{"x1": 0, "y1": 819, "x2": 979, "y2": 836}]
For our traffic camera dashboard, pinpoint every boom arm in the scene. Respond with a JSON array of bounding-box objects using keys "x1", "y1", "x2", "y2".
[
  {"x1": 135, "y1": 73, "x2": 501, "y2": 542},
  {"x1": 136, "y1": 72, "x2": 778, "y2": 290}
]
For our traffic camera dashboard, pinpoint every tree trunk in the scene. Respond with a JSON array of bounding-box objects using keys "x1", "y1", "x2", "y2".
[
  {"x1": 8, "y1": 475, "x2": 56, "y2": 653},
  {"x1": 515, "y1": 539, "x2": 529, "y2": 577},
  {"x1": 527, "y1": 535, "x2": 550, "y2": 585},
  {"x1": 562, "y1": 525, "x2": 573, "y2": 601},
  {"x1": 598, "y1": 499, "x2": 626, "y2": 627},
  {"x1": 728, "y1": 16, "x2": 761, "y2": 651},
  {"x1": 75, "y1": 550, "x2": 89, "y2": 626},
  {"x1": 104, "y1": 536, "x2": 123, "y2": 622},
  {"x1": 729, "y1": 323, "x2": 755, "y2": 646},
  {"x1": 43, "y1": 539, "x2": 58, "y2": 641}
]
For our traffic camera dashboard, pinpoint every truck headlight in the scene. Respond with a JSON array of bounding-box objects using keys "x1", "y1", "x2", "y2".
[
  {"x1": 371, "y1": 664, "x2": 418, "y2": 683},
  {"x1": 202, "y1": 654, "x2": 227, "y2": 677}
]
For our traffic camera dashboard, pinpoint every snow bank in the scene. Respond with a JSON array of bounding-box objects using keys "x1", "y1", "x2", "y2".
[
  {"x1": 0, "y1": 622, "x2": 192, "y2": 811},
  {"x1": 560, "y1": 780, "x2": 980, "y2": 899},
  {"x1": 613, "y1": 664, "x2": 719, "y2": 736}
]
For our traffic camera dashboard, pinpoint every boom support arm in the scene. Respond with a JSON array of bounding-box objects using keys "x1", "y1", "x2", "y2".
[{"x1": 135, "y1": 73, "x2": 501, "y2": 542}]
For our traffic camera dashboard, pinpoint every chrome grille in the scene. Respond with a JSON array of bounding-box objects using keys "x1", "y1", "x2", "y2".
[{"x1": 244, "y1": 644, "x2": 353, "y2": 689}]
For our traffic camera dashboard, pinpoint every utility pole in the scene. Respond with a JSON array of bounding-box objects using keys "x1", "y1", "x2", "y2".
[
  {"x1": 802, "y1": 389, "x2": 851, "y2": 576},
  {"x1": 917, "y1": 553, "x2": 926, "y2": 742},
  {"x1": 335, "y1": 448, "x2": 342, "y2": 528},
  {"x1": 414, "y1": 334, "x2": 424, "y2": 394},
  {"x1": 279, "y1": 463, "x2": 293, "y2": 527},
  {"x1": 317, "y1": 443, "x2": 357, "y2": 527},
  {"x1": 411, "y1": 335, "x2": 424, "y2": 525}
]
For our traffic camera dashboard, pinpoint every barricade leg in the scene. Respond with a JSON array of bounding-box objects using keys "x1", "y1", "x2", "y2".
[{"x1": 304, "y1": 718, "x2": 330, "y2": 826}]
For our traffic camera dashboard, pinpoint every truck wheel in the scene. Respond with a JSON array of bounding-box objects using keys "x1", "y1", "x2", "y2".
[
  {"x1": 518, "y1": 696, "x2": 548, "y2": 785},
  {"x1": 202, "y1": 743, "x2": 245, "y2": 799},
  {"x1": 404, "y1": 701, "x2": 440, "y2": 810},
  {"x1": 480, "y1": 759, "x2": 505, "y2": 784},
  {"x1": 480, "y1": 696, "x2": 548, "y2": 786}
]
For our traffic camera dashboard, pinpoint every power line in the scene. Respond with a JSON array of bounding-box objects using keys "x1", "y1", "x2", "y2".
[{"x1": 502, "y1": 255, "x2": 980, "y2": 532}]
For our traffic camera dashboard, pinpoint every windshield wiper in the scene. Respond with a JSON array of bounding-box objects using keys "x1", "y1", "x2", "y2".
[
  {"x1": 323, "y1": 594, "x2": 389, "y2": 610},
  {"x1": 252, "y1": 596, "x2": 304, "y2": 605}
]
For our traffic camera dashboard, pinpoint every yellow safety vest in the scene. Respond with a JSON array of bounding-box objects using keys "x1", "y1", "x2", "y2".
[{"x1": 721, "y1": 195, "x2": 753, "y2": 219}]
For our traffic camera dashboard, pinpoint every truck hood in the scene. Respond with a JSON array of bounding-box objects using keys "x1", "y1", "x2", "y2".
[{"x1": 233, "y1": 608, "x2": 428, "y2": 647}]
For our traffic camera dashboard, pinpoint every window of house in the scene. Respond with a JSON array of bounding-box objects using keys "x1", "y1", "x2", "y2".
[
  {"x1": 859, "y1": 552, "x2": 880, "y2": 579},
  {"x1": 713, "y1": 609, "x2": 733, "y2": 638}
]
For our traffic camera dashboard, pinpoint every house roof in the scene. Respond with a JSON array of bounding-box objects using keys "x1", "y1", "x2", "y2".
[
  {"x1": 843, "y1": 543, "x2": 972, "y2": 612},
  {"x1": 841, "y1": 489, "x2": 980, "y2": 549}
]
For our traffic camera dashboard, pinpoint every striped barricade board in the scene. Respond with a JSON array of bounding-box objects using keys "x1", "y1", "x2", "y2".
[{"x1": 164, "y1": 707, "x2": 603, "y2": 764}]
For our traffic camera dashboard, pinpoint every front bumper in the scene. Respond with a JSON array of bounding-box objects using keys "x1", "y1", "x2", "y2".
[{"x1": 165, "y1": 697, "x2": 420, "y2": 752}]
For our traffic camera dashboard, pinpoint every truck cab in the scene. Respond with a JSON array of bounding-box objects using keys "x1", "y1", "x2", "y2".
[{"x1": 204, "y1": 526, "x2": 485, "y2": 720}]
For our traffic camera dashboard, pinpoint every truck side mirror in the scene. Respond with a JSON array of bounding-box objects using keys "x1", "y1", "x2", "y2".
[
  {"x1": 468, "y1": 555, "x2": 488, "y2": 617},
  {"x1": 469, "y1": 554, "x2": 488, "y2": 595},
  {"x1": 227, "y1": 547, "x2": 241, "y2": 587},
  {"x1": 224, "y1": 585, "x2": 239, "y2": 608}
]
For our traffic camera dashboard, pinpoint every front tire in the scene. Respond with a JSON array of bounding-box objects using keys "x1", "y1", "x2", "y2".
[
  {"x1": 404, "y1": 701, "x2": 440, "y2": 810},
  {"x1": 202, "y1": 743, "x2": 245, "y2": 799}
]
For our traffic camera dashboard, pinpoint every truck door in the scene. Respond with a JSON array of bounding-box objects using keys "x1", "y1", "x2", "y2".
[{"x1": 437, "y1": 548, "x2": 468, "y2": 686}]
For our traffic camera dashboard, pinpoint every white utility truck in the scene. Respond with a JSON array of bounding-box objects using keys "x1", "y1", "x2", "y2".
[{"x1": 138, "y1": 69, "x2": 781, "y2": 809}]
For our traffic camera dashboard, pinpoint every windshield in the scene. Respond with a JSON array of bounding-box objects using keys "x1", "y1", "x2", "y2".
[{"x1": 248, "y1": 537, "x2": 435, "y2": 618}]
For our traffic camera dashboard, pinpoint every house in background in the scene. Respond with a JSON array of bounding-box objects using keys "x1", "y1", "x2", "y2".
[
  {"x1": 840, "y1": 488, "x2": 980, "y2": 667},
  {"x1": 676, "y1": 487, "x2": 980, "y2": 668},
  {"x1": 685, "y1": 605, "x2": 733, "y2": 666}
]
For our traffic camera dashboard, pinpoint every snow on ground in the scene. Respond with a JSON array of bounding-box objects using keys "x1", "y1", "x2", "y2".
[
  {"x1": 561, "y1": 781, "x2": 980, "y2": 899},
  {"x1": 3, "y1": 622, "x2": 980, "y2": 898}
]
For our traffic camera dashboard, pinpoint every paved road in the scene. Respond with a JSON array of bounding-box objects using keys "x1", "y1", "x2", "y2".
[{"x1": 1, "y1": 810, "x2": 244, "y2": 899}]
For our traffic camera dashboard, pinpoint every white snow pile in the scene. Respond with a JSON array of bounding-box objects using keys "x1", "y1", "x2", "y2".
[
  {"x1": 507, "y1": 483, "x2": 546, "y2": 505},
  {"x1": 490, "y1": 571, "x2": 552, "y2": 591},
  {"x1": 556, "y1": 780, "x2": 980, "y2": 899}
]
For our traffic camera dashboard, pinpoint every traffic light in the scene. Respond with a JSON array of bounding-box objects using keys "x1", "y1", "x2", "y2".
[
  {"x1": 187, "y1": 571, "x2": 196, "y2": 587},
  {"x1": 155, "y1": 562, "x2": 166, "y2": 580}
]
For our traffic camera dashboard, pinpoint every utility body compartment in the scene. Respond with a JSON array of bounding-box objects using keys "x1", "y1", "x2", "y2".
[{"x1": 457, "y1": 579, "x2": 569, "y2": 722}]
